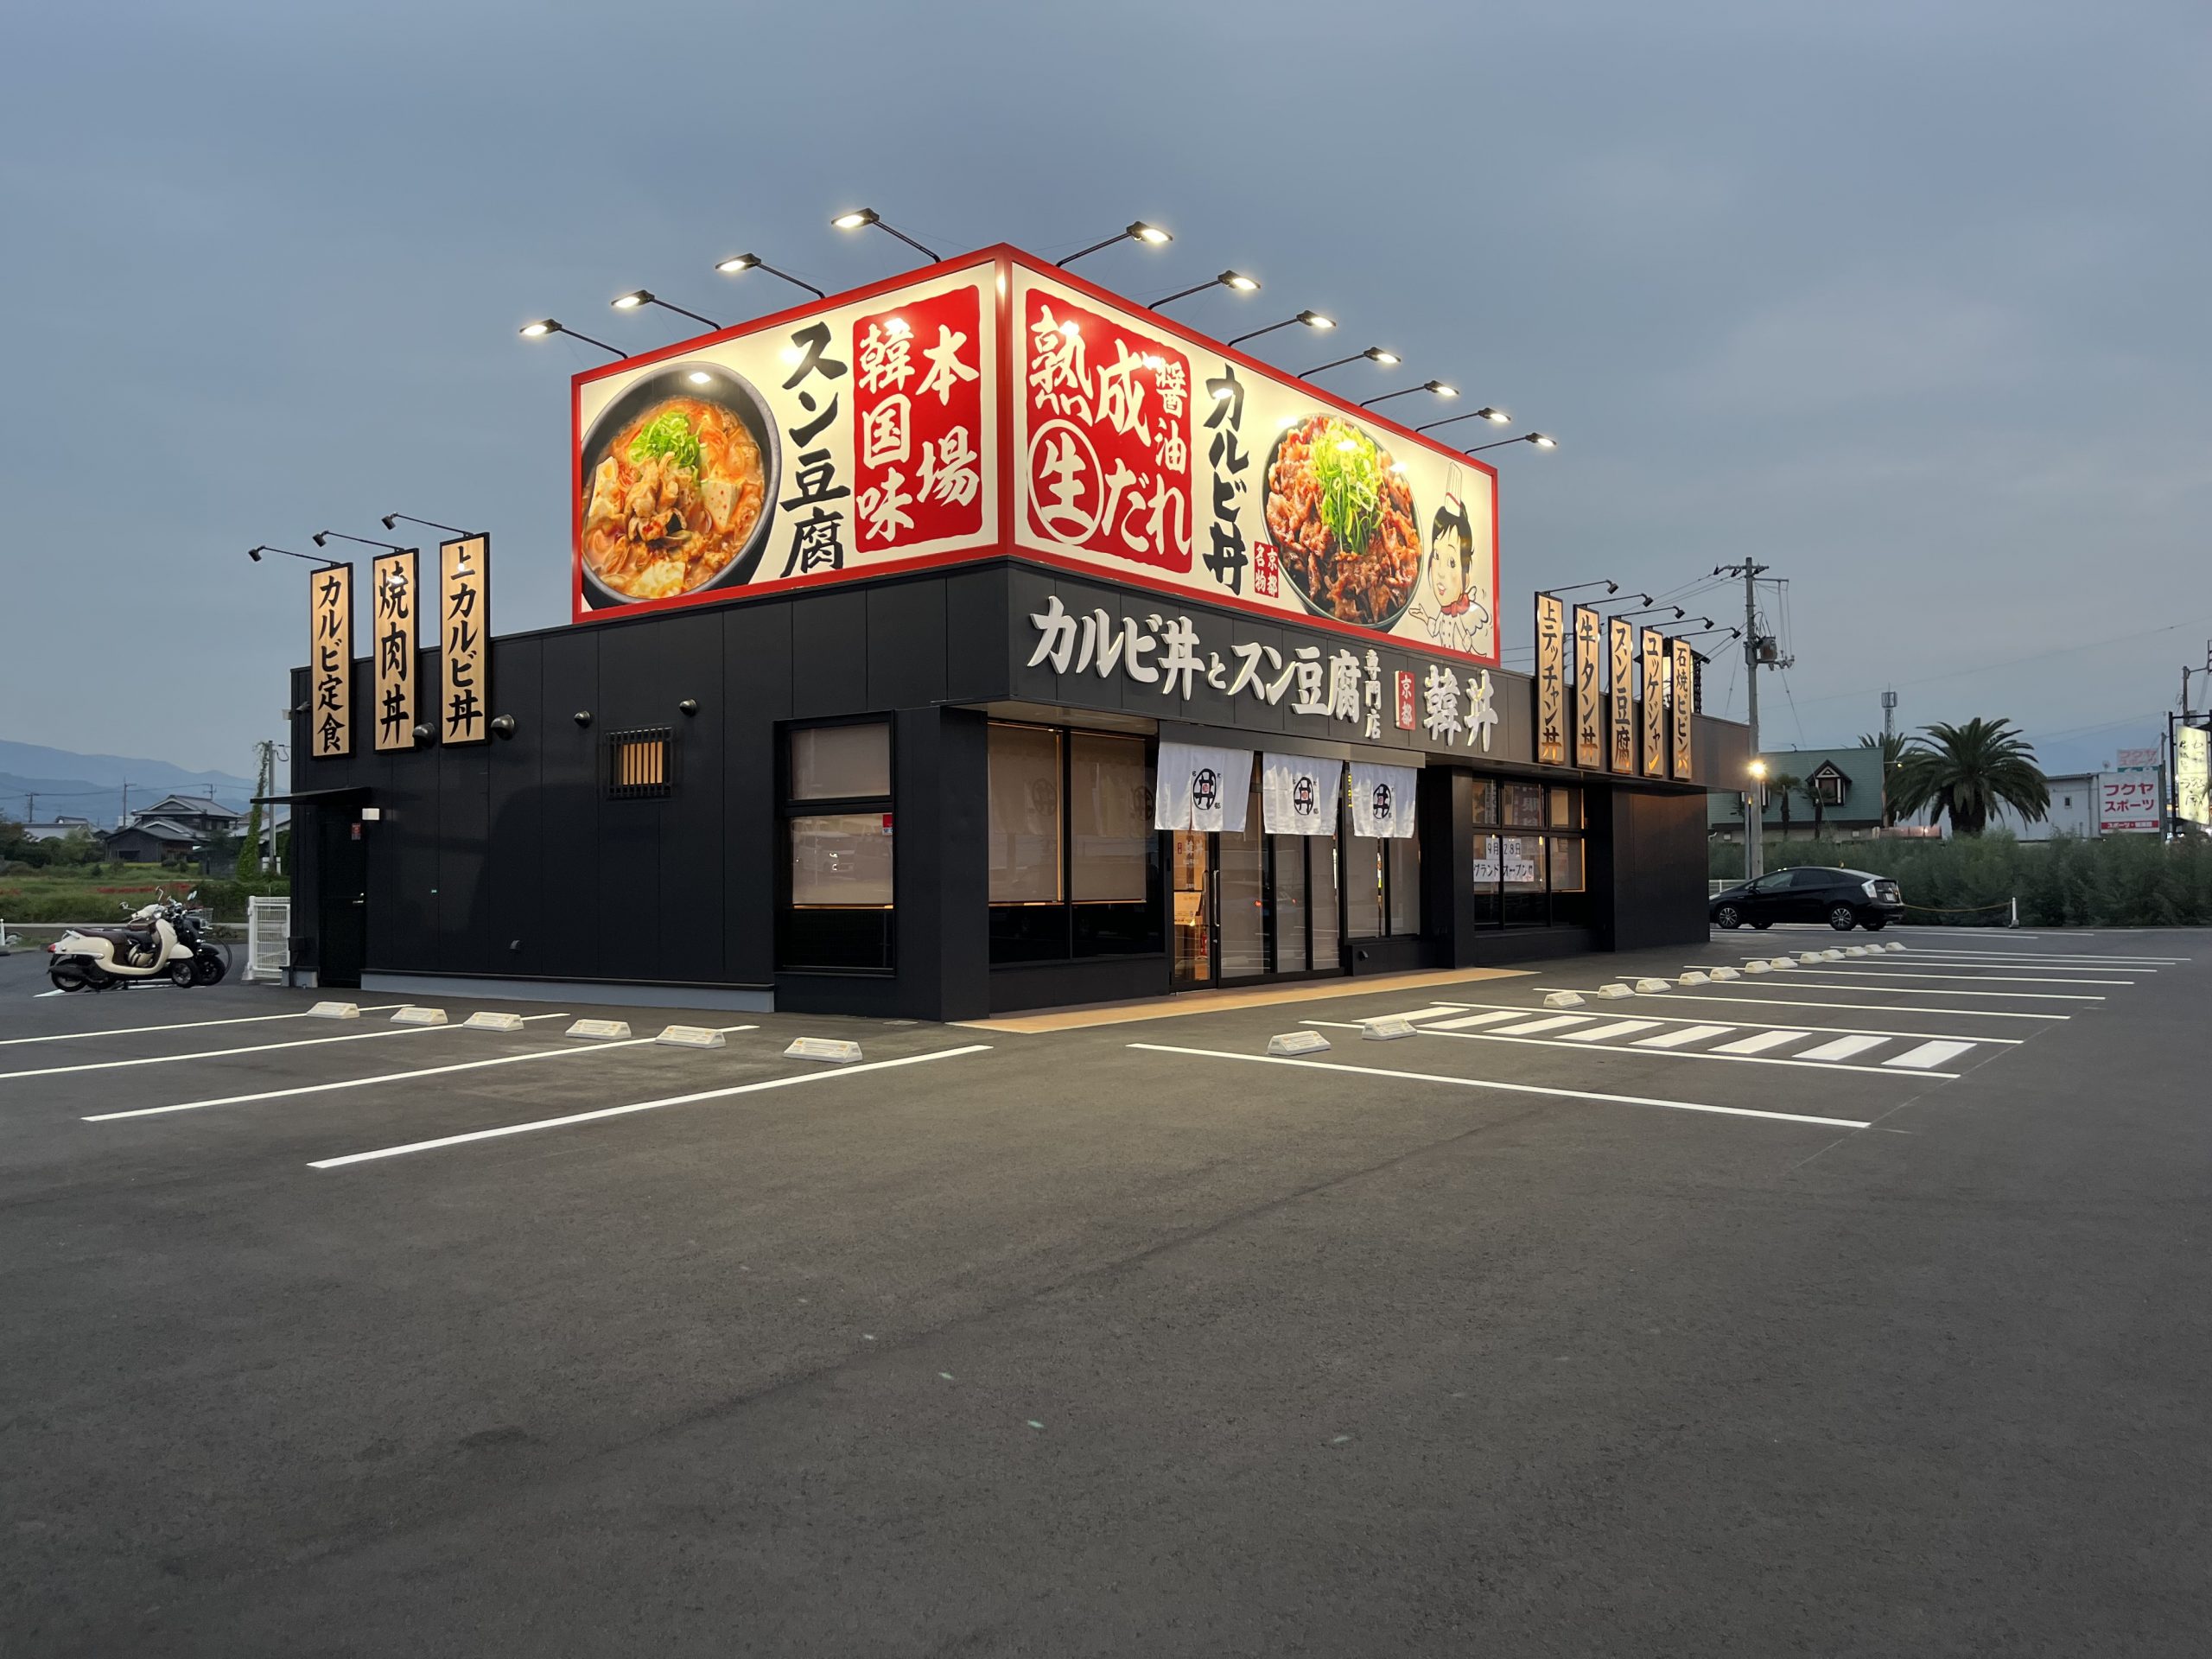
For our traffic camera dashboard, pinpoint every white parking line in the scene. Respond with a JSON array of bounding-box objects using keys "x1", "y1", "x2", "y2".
[
  {"x1": 1885, "y1": 951, "x2": 2184, "y2": 966},
  {"x1": 1537, "y1": 988, "x2": 2064, "y2": 1021},
  {"x1": 1636, "y1": 1024, "x2": 1737, "y2": 1049},
  {"x1": 1751, "y1": 968, "x2": 2134, "y2": 987},
  {"x1": 1490, "y1": 1014, "x2": 1594, "y2": 1036},
  {"x1": 1440, "y1": 1000, "x2": 2023, "y2": 1046},
  {"x1": 1870, "y1": 957, "x2": 2164, "y2": 972},
  {"x1": 1711, "y1": 1030, "x2": 1813, "y2": 1055},
  {"x1": 1128, "y1": 1044, "x2": 1872, "y2": 1129},
  {"x1": 1720, "y1": 982, "x2": 2101, "y2": 1001},
  {"x1": 86, "y1": 1026, "x2": 762, "y2": 1121},
  {"x1": 0, "y1": 1007, "x2": 410, "y2": 1049},
  {"x1": 1885, "y1": 1040, "x2": 1976, "y2": 1071},
  {"x1": 1380, "y1": 1005, "x2": 1487, "y2": 1025},
  {"x1": 0, "y1": 1015, "x2": 568, "y2": 1082},
  {"x1": 1299, "y1": 1020, "x2": 1961, "y2": 1078},
  {"x1": 308, "y1": 1045, "x2": 993, "y2": 1168},
  {"x1": 1796, "y1": 1034, "x2": 1888, "y2": 1062}
]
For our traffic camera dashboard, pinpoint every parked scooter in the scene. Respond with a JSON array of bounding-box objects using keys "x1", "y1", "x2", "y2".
[{"x1": 48, "y1": 891, "x2": 228, "y2": 992}]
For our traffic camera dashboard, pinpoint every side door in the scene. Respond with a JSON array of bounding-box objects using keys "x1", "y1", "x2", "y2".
[
  {"x1": 1781, "y1": 867, "x2": 1832, "y2": 922},
  {"x1": 1740, "y1": 871, "x2": 1785, "y2": 923}
]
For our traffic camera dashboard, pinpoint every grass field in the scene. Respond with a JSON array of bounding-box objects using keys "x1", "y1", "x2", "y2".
[{"x1": 0, "y1": 866, "x2": 283, "y2": 925}]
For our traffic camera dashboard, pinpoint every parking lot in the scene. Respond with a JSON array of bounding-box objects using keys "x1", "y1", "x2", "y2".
[{"x1": 4, "y1": 925, "x2": 2209, "y2": 1656}]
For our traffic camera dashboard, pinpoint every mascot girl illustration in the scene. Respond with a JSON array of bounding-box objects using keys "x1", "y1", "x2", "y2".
[{"x1": 1410, "y1": 466, "x2": 1493, "y2": 657}]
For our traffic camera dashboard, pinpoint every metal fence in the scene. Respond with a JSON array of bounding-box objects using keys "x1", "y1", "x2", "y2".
[{"x1": 245, "y1": 896, "x2": 290, "y2": 982}]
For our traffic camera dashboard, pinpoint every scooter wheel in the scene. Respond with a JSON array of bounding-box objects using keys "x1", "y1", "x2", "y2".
[
  {"x1": 193, "y1": 955, "x2": 226, "y2": 987},
  {"x1": 169, "y1": 962, "x2": 197, "y2": 988},
  {"x1": 48, "y1": 972, "x2": 86, "y2": 993}
]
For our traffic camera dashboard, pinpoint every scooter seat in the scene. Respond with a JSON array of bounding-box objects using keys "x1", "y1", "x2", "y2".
[{"x1": 73, "y1": 926, "x2": 156, "y2": 950}]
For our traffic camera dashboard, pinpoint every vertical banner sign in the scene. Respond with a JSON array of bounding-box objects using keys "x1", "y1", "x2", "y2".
[
  {"x1": 308, "y1": 564, "x2": 353, "y2": 759},
  {"x1": 1534, "y1": 594, "x2": 1567, "y2": 766},
  {"x1": 1573, "y1": 604, "x2": 1604, "y2": 770},
  {"x1": 1608, "y1": 618, "x2": 1635, "y2": 772},
  {"x1": 1670, "y1": 639, "x2": 1694, "y2": 779},
  {"x1": 371, "y1": 550, "x2": 417, "y2": 753},
  {"x1": 2177, "y1": 725, "x2": 2210, "y2": 827},
  {"x1": 439, "y1": 536, "x2": 490, "y2": 745},
  {"x1": 1640, "y1": 628, "x2": 1666, "y2": 778}
]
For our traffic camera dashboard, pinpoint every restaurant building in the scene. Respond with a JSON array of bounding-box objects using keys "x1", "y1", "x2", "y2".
[{"x1": 282, "y1": 246, "x2": 1747, "y2": 1018}]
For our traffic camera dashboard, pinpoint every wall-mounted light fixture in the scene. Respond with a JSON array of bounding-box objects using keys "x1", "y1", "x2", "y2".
[
  {"x1": 1056, "y1": 221, "x2": 1173, "y2": 268},
  {"x1": 518, "y1": 319, "x2": 625, "y2": 359},
  {"x1": 712, "y1": 252, "x2": 827, "y2": 300}
]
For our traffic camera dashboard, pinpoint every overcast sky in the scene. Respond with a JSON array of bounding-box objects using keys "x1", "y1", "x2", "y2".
[{"x1": 3, "y1": 0, "x2": 2206, "y2": 778}]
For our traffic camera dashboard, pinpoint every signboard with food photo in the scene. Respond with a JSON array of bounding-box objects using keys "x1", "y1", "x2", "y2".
[
  {"x1": 570, "y1": 257, "x2": 1001, "y2": 620},
  {"x1": 1008, "y1": 259, "x2": 1500, "y2": 666}
]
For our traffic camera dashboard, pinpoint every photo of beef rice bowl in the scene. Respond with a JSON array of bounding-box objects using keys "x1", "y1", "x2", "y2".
[{"x1": 1262, "y1": 414, "x2": 1421, "y2": 628}]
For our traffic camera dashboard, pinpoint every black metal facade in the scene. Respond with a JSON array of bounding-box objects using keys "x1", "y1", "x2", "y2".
[{"x1": 288, "y1": 560, "x2": 1745, "y2": 1020}]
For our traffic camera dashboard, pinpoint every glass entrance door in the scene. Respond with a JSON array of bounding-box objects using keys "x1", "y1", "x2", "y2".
[{"x1": 1170, "y1": 830, "x2": 1212, "y2": 987}]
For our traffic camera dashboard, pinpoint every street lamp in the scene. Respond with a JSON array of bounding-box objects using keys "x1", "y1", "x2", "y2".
[
  {"x1": 712, "y1": 252, "x2": 827, "y2": 300},
  {"x1": 1465, "y1": 431, "x2": 1557, "y2": 455},
  {"x1": 1056, "y1": 221, "x2": 1173, "y2": 268},
  {"x1": 518, "y1": 319, "x2": 624, "y2": 359},
  {"x1": 1227, "y1": 309, "x2": 1336, "y2": 348},
  {"x1": 1416, "y1": 407, "x2": 1512, "y2": 434},
  {"x1": 610, "y1": 289, "x2": 723, "y2": 331},
  {"x1": 830, "y1": 208, "x2": 941, "y2": 264},
  {"x1": 1152, "y1": 270, "x2": 1261, "y2": 308},
  {"x1": 1301, "y1": 346, "x2": 1400, "y2": 377},
  {"x1": 1359, "y1": 379, "x2": 1457, "y2": 410},
  {"x1": 1745, "y1": 759, "x2": 1770, "y2": 881}
]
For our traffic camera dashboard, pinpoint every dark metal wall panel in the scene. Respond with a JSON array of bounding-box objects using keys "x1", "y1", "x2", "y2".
[
  {"x1": 867, "y1": 581, "x2": 946, "y2": 711},
  {"x1": 534, "y1": 628, "x2": 601, "y2": 982},
  {"x1": 434, "y1": 741, "x2": 492, "y2": 975},
  {"x1": 789, "y1": 588, "x2": 870, "y2": 719},
  {"x1": 1422, "y1": 768, "x2": 1479, "y2": 964},
  {"x1": 1599, "y1": 786, "x2": 1710, "y2": 952},
  {"x1": 478, "y1": 636, "x2": 545, "y2": 978},
  {"x1": 944, "y1": 567, "x2": 1010, "y2": 704},
  {"x1": 721, "y1": 602, "x2": 791, "y2": 987},
  {"x1": 881, "y1": 706, "x2": 990, "y2": 1020}
]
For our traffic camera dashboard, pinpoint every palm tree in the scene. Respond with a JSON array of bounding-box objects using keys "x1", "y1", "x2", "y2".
[
  {"x1": 1857, "y1": 731, "x2": 1910, "y2": 827},
  {"x1": 1766, "y1": 771, "x2": 1803, "y2": 839},
  {"x1": 1890, "y1": 718, "x2": 2050, "y2": 836}
]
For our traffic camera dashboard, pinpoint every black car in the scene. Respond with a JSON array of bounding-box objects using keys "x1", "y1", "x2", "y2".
[{"x1": 1709, "y1": 866, "x2": 1904, "y2": 932}]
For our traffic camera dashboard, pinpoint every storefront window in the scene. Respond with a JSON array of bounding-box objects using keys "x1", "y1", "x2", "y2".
[
  {"x1": 1472, "y1": 778, "x2": 1584, "y2": 929},
  {"x1": 1346, "y1": 832, "x2": 1421, "y2": 939},
  {"x1": 989, "y1": 722, "x2": 1162, "y2": 963},
  {"x1": 1387, "y1": 836, "x2": 1421, "y2": 935},
  {"x1": 988, "y1": 723, "x2": 1062, "y2": 904},
  {"x1": 782, "y1": 721, "x2": 893, "y2": 971}
]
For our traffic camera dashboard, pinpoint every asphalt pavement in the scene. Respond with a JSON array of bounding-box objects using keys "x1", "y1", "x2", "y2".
[{"x1": 3, "y1": 925, "x2": 2207, "y2": 1656}]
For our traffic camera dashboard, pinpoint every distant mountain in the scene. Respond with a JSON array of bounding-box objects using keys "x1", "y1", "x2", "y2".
[{"x1": 0, "y1": 739, "x2": 256, "y2": 827}]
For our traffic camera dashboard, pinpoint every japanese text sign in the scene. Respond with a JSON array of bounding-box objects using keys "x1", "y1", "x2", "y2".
[
  {"x1": 308, "y1": 565, "x2": 352, "y2": 760},
  {"x1": 1534, "y1": 594, "x2": 1567, "y2": 766},
  {"x1": 372, "y1": 550, "x2": 417, "y2": 753},
  {"x1": 1011, "y1": 262, "x2": 1497, "y2": 665},
  {"x1": 2095, "y1": 771, "x2": 2160, "y2": 835},
  {"x1": 1608, "y1": 619, "x2": 1635, "y2": 773},
  {"x1": 1670, "y1": 638, "x2": 1695, "y2": 779},
  {"x1": 439, "y1": 537, "x2": 489, "y2": 745},
  {"x1": 1573, "y1": 604, "x2": 1604, "y2": 771},
  {"x1": 1641, "y1": 628, "x2": 1667, "y2": 779},
  {"x1": 572, "y1": 259, "x2": 1000, "y2": 621},
  {"x1": 2177, "y1": 727, "x2": 2209, "y2": 828}
]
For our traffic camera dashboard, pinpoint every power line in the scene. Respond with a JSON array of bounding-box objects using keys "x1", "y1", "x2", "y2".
[{"x1": 1787, "y1": 613, "x2": 2212, "y2": 709}]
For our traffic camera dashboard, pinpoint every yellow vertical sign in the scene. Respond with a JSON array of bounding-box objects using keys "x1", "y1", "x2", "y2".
[
  {"x1": 1534, "y1": 594, "x2": 1567, "y2": 766},
  {"x1": 1608, "y1": 617, "x2": 1634, "y2": 772},
  {"x1": 1671, "y1": 639, "x2": 1695, "y2": 779},
  {"x1": 1572, "y1": 604, "x2": 1603, "y2": 770},
  {"x1": 439, "y1": 536, "x2": 490, "y2": 746},
  {"x1": 308, "y1": 563, "x2": 353, "y2": 759},
  {"x1": 371, "y1": 550, "x2": 417, "y2": 753},
  {"x1": 1641, "y1": 628, "x2": 1666, "y2": 778}
]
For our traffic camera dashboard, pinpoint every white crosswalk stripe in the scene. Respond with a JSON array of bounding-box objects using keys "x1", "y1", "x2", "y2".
[
  {"x1": 1421, "y1": 1010, "x2": 1526, "y2": 1031},
  {"x1": 1885, "y1": 1039, "x2": 1976, "y2": 1070},
  {"x1": 1491, "y1": 1014, "x2": 1595, "y2": 1036},
  {"x1": 1558, "y1": 1020, "x2": 1663, "y2": 1042},
  {"x1": 1796, "y1": 1034, "x2": 1890, "y2": 1062},
  {"x1": 1635, "y1": 1024, "x2": 1738, "y2": 1050},
  {"x1": 1711, "y1": 1030, "x2": 1814, "y2": 1055}
]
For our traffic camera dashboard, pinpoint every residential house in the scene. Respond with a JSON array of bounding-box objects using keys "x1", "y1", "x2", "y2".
[
  {"x1": 126, "y1": 794, "x2": 242, "y2": 839},
  {"x1": 104, "y1": 819, "x2": 206, "y2": 864},
  {"x1": 1707, "y1": 745, "x2": 1889, "y2": 842}
]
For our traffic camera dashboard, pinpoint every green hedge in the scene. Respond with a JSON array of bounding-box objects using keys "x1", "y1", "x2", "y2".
[{"x1": 1708, "y1": 834, "x2": 2212, "y2": 926}]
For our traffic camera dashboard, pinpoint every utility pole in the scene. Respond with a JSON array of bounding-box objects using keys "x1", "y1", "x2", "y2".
[
  {"x1": 22, "y1": 792, "x2": 35, "y2": 823},
  {"x1": 118, "y1": 780, "x2": 130, "y2": 830},
  {"x1": 1716, "y1": 561, "x2": 1771, "y2": 879},
  {"x1": 1880, "y1": 688, "x2": 1898, "y2": 829}
]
